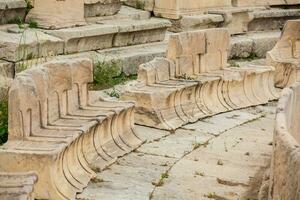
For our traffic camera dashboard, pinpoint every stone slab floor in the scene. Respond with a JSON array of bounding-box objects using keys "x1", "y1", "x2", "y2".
[{"x1": 77, "y1": 102, "x2": 276, "y2": 200}]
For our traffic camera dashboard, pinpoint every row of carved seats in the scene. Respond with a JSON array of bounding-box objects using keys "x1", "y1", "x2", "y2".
[
  {"x1": 0, "y1": 58, "x2": 142, "y2": 200},
  {"x1": 267, "y1": 19, "x2": 300, "y2": 89},
  {"x1": 121, "y1": 28, "x2": 279, "y2": 130}
]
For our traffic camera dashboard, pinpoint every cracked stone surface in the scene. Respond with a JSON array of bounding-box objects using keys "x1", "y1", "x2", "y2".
[{"x1": 77, "y1": 103, "x2": 275, "y2": 200}]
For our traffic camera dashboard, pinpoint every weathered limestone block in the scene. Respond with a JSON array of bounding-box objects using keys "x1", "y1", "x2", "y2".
[
  {"x1": 111, "y1": 18, "x2": 171, "y2": 47},
  {"x1": 153, "y1": 0, "x2": 231, "y2": 19},
  {"x1": 124, "y1": 0, "x2": 155, "y2": 11},
  {"x1": 0, "y1": 0, "x2": 26, "y2": 24},
  {"x1": 232, "y1": 0, "x2": 299, "y2": 7},
  {"x1": 44, "y1": 19, "x2": 170, "y2": 54},
  {"x1": 168, "y1": 14, "x2": 224, "y2": 33},
  {"x1": 248, "y1": 8, "x2": 300, "y2": 32},
  {"x1": 26, "y1": 0, "x2": 86, "y2": 29},
  {"x1": 121, "y1": 29, "x2": 278, "y2": 130},
  {"x1": 267, "y1": 19, "x2": 300, "y2": 88},
  {"x1": 84, "y1": 0, "x2": 121, "y2": 17},
  {"x1": 0, "y1": 29, "x2": 64, "y2": 62},
  {"x1": 45, "y1": 24, "x2": 118, "y2": 54},
  {"x1": 0, "y1": 171, "x2": 38, "y2": 200},
  {"x1": 269, "y1": 83, "x2": 300, "y2": 200},
  {"x1": 0, "y1": 58, "x2": 141, "y2": 199},
  {"x1": 208, "y1": 7, "x2": 255, "y2": 35}
]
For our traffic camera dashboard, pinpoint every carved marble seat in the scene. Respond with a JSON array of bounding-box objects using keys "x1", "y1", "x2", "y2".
[
  {"x1": 0, "y1": 58, "x2": 141, "y2": 200},
  {"x1": 267, "y1": 19, "x2": 300, "y2": 88},
  {"x1": 121, "y1": 28, "x2": 278, "y2": 130}
]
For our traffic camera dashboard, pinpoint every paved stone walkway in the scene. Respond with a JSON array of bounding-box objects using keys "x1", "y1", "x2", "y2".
[{"x1": 77, "y1": 103, "x2": 276, "y2": 200}]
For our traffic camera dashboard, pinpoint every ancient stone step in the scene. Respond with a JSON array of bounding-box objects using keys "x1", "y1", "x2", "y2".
[
  {"x1": 120, "y1": 29, "x2": 279, "y2": 130},
  {"x1": 0, "y1": 29, "x2": 64, "y2": 62},
  {"x1": 0, "y1": 58, "x2": 142, "y2": 200},
  {"x1": 168, "y1": 14, "x2": 224, "y2": 33},
  {"x1": 0, "y1": 171, "x2": 38, "y2": 200},
  {"x1": 266, "y1": 19, "x2": 300, "y2": 88},
  {"x1": 0, "y1": 0, "x2": 26, "y2": 25},
  {"x1": 249, "y1": 8, "x2": 300, "y2": 32},
  {"x1": 168, "y1": 7, "x2": 300, "y2": 34},
  {"x1": 229, "y1": 30, "x2": 281, "y2": 59},
  {"x1": 44, "y1": 18, "x2": 170, "y2": 54},
  {"x1": 153, "y1": 0, "x2": 232, "y2": 20},
  {"x1": 86, "y1": 5, "x2": 151, "y2": 22},
  {"x1": 232, "y1": 0, "x2": 299, "y2": 7},
  {"x1": 84, "y1": 0, "x2": 121, "y2": 18}
]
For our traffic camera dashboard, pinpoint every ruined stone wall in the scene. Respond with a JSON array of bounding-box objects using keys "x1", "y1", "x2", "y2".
[{"x1": 270, "y1": 83, "x2": 300, "y2": 199}]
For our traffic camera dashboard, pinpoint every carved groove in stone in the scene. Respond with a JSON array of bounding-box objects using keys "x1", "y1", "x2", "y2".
[
  {"x1": 0, "y1": 58, "x2": 141, "y2": 200},
  {"x1": 121, "y1": 28, "x2": 279, "y2": 130},
  {"x1": 267, "y1": 19, "x2": 300, "y2": 88}
]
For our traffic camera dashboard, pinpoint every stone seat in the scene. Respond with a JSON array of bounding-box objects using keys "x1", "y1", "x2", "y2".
[
  {"x1": 0, "y1": 58, "x2": 141, "y2": 200},
  {"x1": 267, "y1": 19, "x2": 300, "y2": 88},
  {"x1": 0, "y1": 171, "x2": 38, "y2": 200},
  {"x1": 121, "y1": 28, "x2": 278, "y2": 130},
  {"x1": 270, "y1": 82, "x2": 300, "y2": 199}
]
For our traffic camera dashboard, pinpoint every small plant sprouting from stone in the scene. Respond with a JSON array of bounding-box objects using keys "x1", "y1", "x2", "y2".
[
  {"x1": 192, "y1": 137, "x2": 202, "y2": 150},
  {"x1": 204, "y1": 192, "x2": 217, "y2": 198},
  {"x1": 104, "y1": 88, "x2": 120, "y2": 99},
  {"x1": 25, "y1": 0, "x2": 34, "y2": 15},
  {"x1": 176, "y1": 73, "x2": 194, "y2": 80},
  {"x1": 228, "y1": 60, "x2": 240, "y2": 68},
  {"x1": 92, "y1": 59, "x2": 137, "y2": 91},
  {"x1": 194, "y1": 171, "x2": 205, "y2": 177},
  {"x1": 0, "y1": 99, "x2": 8, "y2": 145},
  {"x1": 151, "y1": 172, "x2": 169, "y2": 187},
  {"x1": 28, "y1": 20, "x2": 38, "y2": 28}
]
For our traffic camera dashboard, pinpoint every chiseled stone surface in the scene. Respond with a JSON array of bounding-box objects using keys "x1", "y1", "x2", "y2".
[
  {"x1": 0, "y1": 171, "x2": 38, "y2": 200},
  {"x1": 26, "y1": 0, "x2": 86, "y2": 29},
  {"x1": 0, "y1": 0, "x2": 26, "y2": 25},
  {"x1": 0, "y1": 29, "x2": 64, "y2": 62},
  {"x1": 153, "y1": 0, "x2": 231, "y2": 19},
  {"x1": 84, "y1": 0, "x2": 121, "y2": 17},
  {"x1": 232, "y1": 0, "x2": 299, "y2": 7},
  {"x1": 269, "y1": 83, "x2": 300, "y2": 200},
  {"x1": 43, "y1": 18, "x2": 170, "y2": 54},
  {"x1": 267, "y1": 19, "x2": 300, "y2": 88},
  {"x1": 77, "y1": 104, "x2": 275, "y2": 200},
  {"x1": 121, "y1": 28, "x2": 278, "y2": 130},
  {"x1": 0, "y1": 58, "x2": 142, "y2": 200}
]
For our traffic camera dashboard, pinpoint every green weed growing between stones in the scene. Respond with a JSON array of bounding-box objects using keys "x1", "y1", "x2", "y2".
[
  {"x1": 0, "y1": 99, "x2": 8, "y2": 145},
  {"x1": 92, "y1": 59, "x2": 137, "y2": 90}
]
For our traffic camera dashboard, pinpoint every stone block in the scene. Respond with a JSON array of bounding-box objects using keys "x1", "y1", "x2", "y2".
[
  {"x1": 45, "y1": 24, "x2": 118, "y2": 54},
  {"x1": 0, "y1": 0, "x2": 26, "y2": 25},
  {"x1": 124, "y1": 0, "x2": 155, "y2": 11},
  {"x1": 84, "y1": 0, "x2": 121, "y2": 17},
  {"x1": 153, "y1": 0, "x2": 231, "y2": 19},
  {"x1": 270, "y1": 82, "x2": 300, "y2": 199},
  {"x1": 0, "y1": 171, "x2": 37, "y2": 200},
  {"x1": 208, "y1": 7, "x2": 255, "y2": 35},
  {"x1": 232, "y1": 0, "x2": 299, "y2": 7},
  {"x1": 267, "y1": 19, "x2": 300, "y2": 88},
  {"x1": 0, "y1": 29, "x2": 64, "y2": 62},
  {"x1": 248, "y1": 8, "x2": 300, "y2": 32},
  {"x1": 26, "y1": 0, "x2": 86, "y2": 29},
  {"x1": 0, "y1": 58, "x2": 142, "y2": 199}
]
